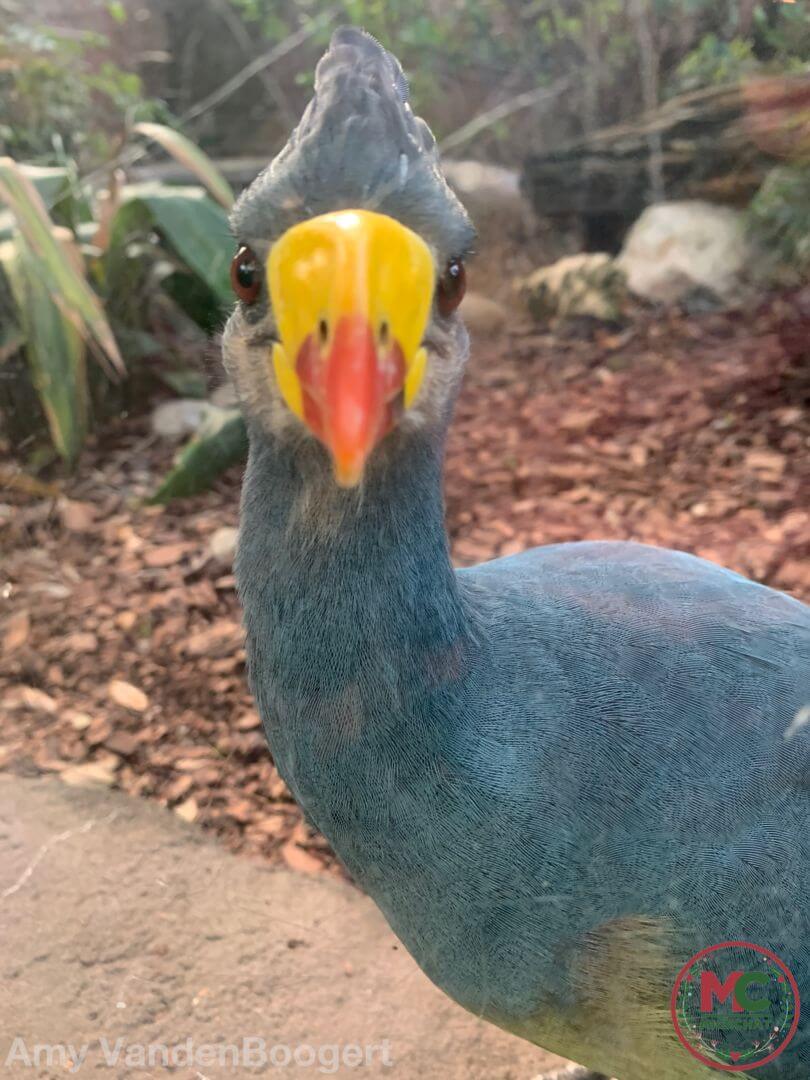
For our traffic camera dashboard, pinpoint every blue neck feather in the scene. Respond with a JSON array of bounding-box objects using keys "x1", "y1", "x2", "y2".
[
  {"x1": 236, "y1": 425, "x2": 472, "y2": 791},
  {"x1": 235, "y1": 424, "x2": 528, "y2": 1017}
]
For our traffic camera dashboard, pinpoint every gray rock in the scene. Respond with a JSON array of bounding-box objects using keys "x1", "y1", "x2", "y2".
[
  {"x1": 617, "y1": 200, "x2": 749, "y2": 304},
  {"x1": 520, "y1": 254, "x2": 626, "y2": 323},
  {"x1": 150, "y1": 398, "x2": 209, "y2": 440},
  {"x1": 444, "y1": 159, "x2": 531, "y2": 241},
  {"x1": 461, "y1": 292, "x2": 509, "y2": 337},
  {"x1": 443, "y1": 160, "x2": 523, "y2": 210},
  {"x1": 208, "y1": 525, "x2": 239, "y2": 563}
]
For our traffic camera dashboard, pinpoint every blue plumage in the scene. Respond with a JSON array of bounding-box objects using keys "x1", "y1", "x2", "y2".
[
  {"x1": 236, "y1": 433, "x2": 810, "y2": 1079},
  {"x1": 229, "y1": 27, "x2": 810, "y2": 1080}
]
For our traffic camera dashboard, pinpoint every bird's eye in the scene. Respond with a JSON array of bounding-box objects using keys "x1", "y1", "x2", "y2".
[
  {"x1": 231, "y1": 245, "x2": 261, "y2": 304},
  {"x1": 437, "y1": 257, "x2": 466, "y2": 317}
]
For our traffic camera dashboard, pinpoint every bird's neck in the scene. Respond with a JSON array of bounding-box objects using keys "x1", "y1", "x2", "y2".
[{"x1": 236, "y1": 428, "x2": 469, "y2": 747}]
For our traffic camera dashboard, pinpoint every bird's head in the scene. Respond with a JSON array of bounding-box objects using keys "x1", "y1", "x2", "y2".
[{"x1": 223, "y1": 27, "x2": 475, "y2": 488}]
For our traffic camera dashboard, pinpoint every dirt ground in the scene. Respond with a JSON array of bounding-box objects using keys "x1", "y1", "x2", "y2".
[
  {"x1": 1, "y1": 287, "x2": 808, "y2": 874},
  {"x1": 0, "y1": 773, "x2": 566, "y2": 1078}
]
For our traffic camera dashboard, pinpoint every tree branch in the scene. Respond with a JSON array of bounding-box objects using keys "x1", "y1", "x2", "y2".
[{"x1": 438, "y1": 78, "x2": 570, "y2": 155}]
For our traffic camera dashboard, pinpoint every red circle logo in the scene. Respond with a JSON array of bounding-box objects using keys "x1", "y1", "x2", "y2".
[{"x1": 671, "y1": 941, "x2": 800, "y2": 1071}]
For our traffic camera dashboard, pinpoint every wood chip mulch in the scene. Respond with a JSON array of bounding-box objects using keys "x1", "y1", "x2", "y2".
[{"x1": 1, "y1": 288, "x2": 808, "y2": 875}]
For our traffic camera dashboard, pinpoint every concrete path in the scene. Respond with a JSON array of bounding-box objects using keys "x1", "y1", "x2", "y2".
[{"x1": 0, "y1": 776, "x2": 569, "y2": 1078}]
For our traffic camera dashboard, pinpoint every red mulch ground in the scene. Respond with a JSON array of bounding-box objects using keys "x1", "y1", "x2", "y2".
[{"x1": 1, "y1": 290, "x2": 808, "y2": 875}]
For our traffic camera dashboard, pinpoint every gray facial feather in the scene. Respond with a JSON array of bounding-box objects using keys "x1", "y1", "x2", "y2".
[
  {"x1": 230, "y1": 26, "x2": 474, "y2": 260},
  {"x1": 223, "y1": 27, "x2": 474, "y2": 451}
]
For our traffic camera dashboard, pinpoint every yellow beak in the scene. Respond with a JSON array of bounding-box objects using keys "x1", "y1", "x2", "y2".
[{"x1": 268, "y1": 209, "x2": 434, "y2": 486}]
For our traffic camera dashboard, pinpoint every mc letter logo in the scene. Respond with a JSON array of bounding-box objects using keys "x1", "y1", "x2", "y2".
[{"x1": 671, "y1": 941, "x2": 800, "y2": 1071}]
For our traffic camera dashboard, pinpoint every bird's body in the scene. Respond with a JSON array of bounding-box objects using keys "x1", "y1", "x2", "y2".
[
  {"x1": 237, "y1": 432, "x2": 810, "y2": 1080},
  {"x1": 226, "y1": 27, "x2": 810, "y2": 1079}
]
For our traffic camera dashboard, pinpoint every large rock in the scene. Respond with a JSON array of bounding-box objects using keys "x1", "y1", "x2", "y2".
[
  {"x1": 150, "y1": 398, "x2": 210, "y2": 439},
  {"x1": 443, "y1": 159, "x2": 531, "y2": 242},
  {"x1": 443, "y1": 160, "x2": 524, "y2": 213},
  {"x1": 460, "y1": 292, "x2": 509, "y2": 337},
  {"x1": 617, "y1": 200, "x2": 749, "y2": 304},
  {"x1": 521, "y1": 79, "x2": 790, "y2": 251},
  {"x1": 520, "y1": 253, "x2": 627, "y2": 323}
]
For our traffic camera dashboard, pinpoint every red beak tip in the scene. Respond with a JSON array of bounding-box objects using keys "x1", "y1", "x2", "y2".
[{"x1": 333, "y1": 457, "x2": 366, "y2": 488}]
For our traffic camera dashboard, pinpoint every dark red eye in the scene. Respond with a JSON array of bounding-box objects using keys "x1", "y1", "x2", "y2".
[
  {"x1": 231, "y1": 245, "x2": 261, "y2": 304},
  {"x1": 437, "y1": 257, "x2": 466, "y2": 317}
]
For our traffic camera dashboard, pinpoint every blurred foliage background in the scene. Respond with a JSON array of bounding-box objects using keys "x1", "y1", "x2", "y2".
[
  {"x1": 178, "y1": 0, "x2": 810, "y2": 158},
  {"x1": 0, "y1": 0, "x2": 809, "y2": 488},
  {"x1": 5, "y1": 1, "x2": 808, "y2": 172}
]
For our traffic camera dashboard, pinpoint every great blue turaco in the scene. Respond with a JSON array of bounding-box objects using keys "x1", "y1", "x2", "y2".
[{"x1": 224, "y1": 27, "x2": 810, "y2": 1080}]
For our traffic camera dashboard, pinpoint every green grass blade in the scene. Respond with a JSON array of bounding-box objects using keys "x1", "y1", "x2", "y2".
[{"x1": 134, "y1": 122, "x2": 235, "y2": 209}]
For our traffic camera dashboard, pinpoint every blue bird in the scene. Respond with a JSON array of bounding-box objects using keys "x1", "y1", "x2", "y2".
[{"x1": 225, "y1": 28, "x2": 810, "y2": 1080}]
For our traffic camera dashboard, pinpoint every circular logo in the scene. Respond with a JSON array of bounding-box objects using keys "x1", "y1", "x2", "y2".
[{"x1": 671, "y1": 941, "x2": 800, "y2": 1072}]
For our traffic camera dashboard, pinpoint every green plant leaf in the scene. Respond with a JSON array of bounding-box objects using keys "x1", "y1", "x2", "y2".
[
  {"x1": 108, "y1": 183, "x2": 233, "y2": 313},
  {"x1": 107, "y1": 1, "x2": 127, "y2": 23},
  {"x1": 0, "y1": 322, "x2": 25, "y2": 365},
  {"x1": 0, "y1": 211, "x2": 14, "y2": 244},
  {"x1": 0, "y1": 165, "x2": 82, "y2": 241},
  {"x1": 150, "y1": 407, "x2": 248, "y2": 503},
  {"x1": 0, "y1": 236, "x2": 88, "y2": 463},
  {"x1": 134, "y1": 122, "x2": 235, "y2": 209},
  {"x1": 18, "y1": 164, "x2": 71, "y2": 209},
  {"x1": 0, "y1": 157, "x2": 125, "y2": 378},
  {"x1": 156, "y1": 367, "x2": 208, "y2": 398}
]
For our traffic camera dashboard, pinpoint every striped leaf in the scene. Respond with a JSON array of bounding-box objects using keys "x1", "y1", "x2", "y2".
[
  {"x1": 0, "y1": 157, "x2": 124, "y2": 378},
  {"x1": 0, "y1": 236, "x2": 88, "y2": 464}
]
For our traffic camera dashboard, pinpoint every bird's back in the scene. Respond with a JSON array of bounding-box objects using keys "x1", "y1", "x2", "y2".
[{"x1": 449, "y1": 540, "x2": 810, "y2": 1077}]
